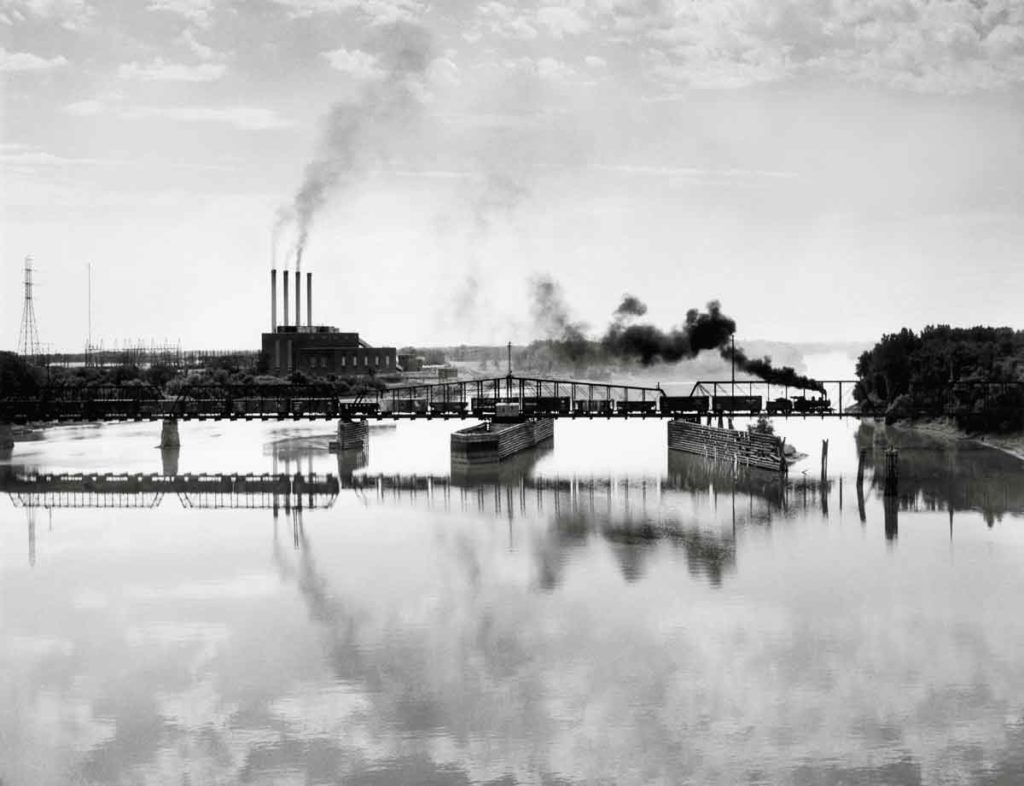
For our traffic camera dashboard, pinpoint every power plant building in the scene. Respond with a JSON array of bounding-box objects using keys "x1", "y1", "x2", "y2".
[{"x1": 262, "y1": 269, "x2": 397, "y2": 376}]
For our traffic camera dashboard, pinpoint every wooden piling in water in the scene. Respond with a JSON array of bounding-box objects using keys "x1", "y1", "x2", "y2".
[
  {"x1": 820, "y1": 439, "x2": 829, "y2": 482},
  {"x1": 884, "y1": 448, "x2": 899, "y2": 497},
  {"x1": 856, "y1": 447, "x2": 867, "y2": 486}
]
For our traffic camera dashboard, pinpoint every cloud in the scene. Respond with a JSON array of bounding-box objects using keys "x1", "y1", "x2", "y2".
[
  {"x1": 118, "y1": 58, "x2": 226, "y2": 82},
  {"x1": 0, "y1": 149, "x2": 119, "y2": 170},
  {"x1": 612, "y1": 0, "x2": 1024, "y2": 93},
  {"x1": 536, "y1": 56, "x2": 574, "y2": 81},
  {"x1": 64, "y1": 99, "x2": 101, "y2": 115},
  {"x1": 122, "y1": 105, "x2": 293, "y2": 130},
  {"x1": 0, "y1": 46, "x2": 67, "y2": 71},
  {"x1": 426, "y1": 54, "x2": 460, "y2": 88},
  {"x1": 267, "y1": 0, "x2": 424, "y2": 25},
  {"x1": 584, "y1": 55, "x2": 607, "y2": 68},
  {"x1": 537, "y1": 4, "x2": 590, "y2": 38},
  {"x1": 146, "y1": 0, "x2": 215, "y2": 27},
  {"x1": 593, "y1": 163, "x2": 799, "y2": 187},
  {"x1": 322, "y1": 47, "x2": 385, "y2": 80},
  {"x1": 476, "y1": 1, "x2": 539, "y2": 40},
  {"x1": 0, "y1": 0, "x2": 92, "y2": 28},
  {"x1": 179, "y1": 28, "x2": 217, "y2": 59}
]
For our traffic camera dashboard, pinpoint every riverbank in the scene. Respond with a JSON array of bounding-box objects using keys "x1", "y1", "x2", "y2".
[{"x1": 888, "y1": 417, "x2": 1024, "y2": 463}]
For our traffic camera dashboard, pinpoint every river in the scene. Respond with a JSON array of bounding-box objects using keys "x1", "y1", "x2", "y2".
[{"x1": 2, "y1": 355, "x2": 1024, "y2": 785}]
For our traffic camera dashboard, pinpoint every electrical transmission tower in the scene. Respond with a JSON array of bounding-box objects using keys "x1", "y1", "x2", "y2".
[{"x1": 17, "y1": 255, "x2": 42, "y2": 358}]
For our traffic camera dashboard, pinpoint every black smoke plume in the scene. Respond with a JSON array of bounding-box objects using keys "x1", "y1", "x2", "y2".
[
  {"x1": 530, "y1": 283, "x2": 824, "y2": 391},
  {"x1": 721, "y1": 345, "x2": 825, "y2": 393},
  {"x1": 613, "y1": 294, "x2": 647, "y2": 319},
  {"x1": 529, "y1": 276, "x2": 590, "y2": 364},
  {"x1": 601, "y1": 298, "x2": 736, "y2": 365}
]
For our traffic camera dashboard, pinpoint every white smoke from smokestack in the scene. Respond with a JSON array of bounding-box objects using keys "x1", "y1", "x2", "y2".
[{"x1": 281, "y1": 20, "x2": 433, "y2": 260}]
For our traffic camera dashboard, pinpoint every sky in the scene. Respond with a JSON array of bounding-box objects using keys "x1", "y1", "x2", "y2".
[{"x1": 1, "y1": 0, "x2": 1023, "y2": 352}]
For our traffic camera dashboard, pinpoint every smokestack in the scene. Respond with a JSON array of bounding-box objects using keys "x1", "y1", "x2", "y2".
[
  {"x1": 271, "y1": 269, "x2": 277, "y2": 332},
  {"x1": 294, "y1": 270, "x2": 301, "y2": 328},
  {"x1": 283, "y1": 267, "x2": 290, "y2": 327},
  {"x1": 307, "y1": 272, "x2": 312, "y2": 328}
]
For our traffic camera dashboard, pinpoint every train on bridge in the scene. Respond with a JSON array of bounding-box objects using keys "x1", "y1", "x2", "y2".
[
  {"x1": 0, "y1": 376, "x2": 846, "y2": 424},
  {"x1": 348, "y1": 393, "x2": 836, "y2": 418}
]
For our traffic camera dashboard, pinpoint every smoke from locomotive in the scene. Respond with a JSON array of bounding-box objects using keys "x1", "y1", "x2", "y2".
[{"x1": 530, "y1": 278, "x2": 825, "y2": 392}]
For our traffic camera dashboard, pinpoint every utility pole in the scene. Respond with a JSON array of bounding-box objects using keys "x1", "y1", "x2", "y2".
[
  {"x1": 507, "y1": 341, "x2": 512, "y2": 378},
  {"x1": 87, "y1": 262, "x2": 92, "y2": 362},
  {"x1": 730, "y1": 334, "x2": 735, "y2": 397}
]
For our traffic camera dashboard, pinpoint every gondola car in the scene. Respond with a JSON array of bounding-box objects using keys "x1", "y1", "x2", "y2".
[
  {"x1": 659, "y1": 395, "x2": 710, "y2": 415},
  {"x1": 711, "y1": 395, "x2": 763, "y2": 414}
]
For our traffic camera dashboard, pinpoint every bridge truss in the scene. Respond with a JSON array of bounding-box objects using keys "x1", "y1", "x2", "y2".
[{"x1": 2, "y1": 375, "x2": 1019, "y2": 423}]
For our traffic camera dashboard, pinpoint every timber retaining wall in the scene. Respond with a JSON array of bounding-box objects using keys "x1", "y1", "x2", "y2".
[
  {"x1": 452, "y1": 419, "x2": 554, "y2": 465},
  {"x1": 668, "y1": 419, "x2": 786, "y2": 473}
]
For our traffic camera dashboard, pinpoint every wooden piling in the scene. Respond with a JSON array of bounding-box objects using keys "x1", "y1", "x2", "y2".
[
  {"x1": 856, "y1": 447, "x2": 867, "y2": 486},
  {"x1": 820, "y1": 439, "x2": 829, "y2": 482},
  {"x1": 884, "y1": 495, "x2": 898, "y2": 540},
  {"x1": 883, "y1": 448, "x2": 899, "y2": 497},
  {"x1": 159, "y1": 418, "x2": 180, "y2": 449}
]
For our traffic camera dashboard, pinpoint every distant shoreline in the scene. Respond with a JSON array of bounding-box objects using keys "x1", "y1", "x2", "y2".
[{"x1": 887, "y1": 418, "x2": 1024, "y2": 464}]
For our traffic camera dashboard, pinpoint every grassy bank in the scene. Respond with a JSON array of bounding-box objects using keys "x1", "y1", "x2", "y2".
[{"x1": 889, "y1": 417, "x2": 1024, "y2": 463}]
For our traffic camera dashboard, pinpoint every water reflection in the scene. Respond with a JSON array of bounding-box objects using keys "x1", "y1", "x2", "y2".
[
  {"x1": 3, "y1": 423, "x2": 1024, "y2": 785},
  {"x1": 856, "y1": 423, "x2": 1024, "y2": 526}
]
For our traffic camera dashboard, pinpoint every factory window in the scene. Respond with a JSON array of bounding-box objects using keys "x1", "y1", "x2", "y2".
[
  {"x1": 386, "y1": 355, "x2": 392, "y2": 367},
  {"x1": 375, "y1": 355, "x2": 380, "y2": 367},
  {"x1": 341, "y1": 355, "x2": 347, "y2": 367}
]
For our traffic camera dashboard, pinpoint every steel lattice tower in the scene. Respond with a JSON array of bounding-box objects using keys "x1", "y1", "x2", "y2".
[{"x1": 17, "y1": 255, "x2": 41, "y2": 357}]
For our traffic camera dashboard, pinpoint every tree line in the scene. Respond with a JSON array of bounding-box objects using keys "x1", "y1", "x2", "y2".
[
  {"x1": 0, "y1": 351, "x2": 386, "y2": 399},
  {"x1": 854, "y1": 325, "x2": 1024, "y2": 433}
]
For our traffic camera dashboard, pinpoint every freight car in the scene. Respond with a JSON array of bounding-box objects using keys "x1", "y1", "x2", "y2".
[
  {"x1": 711, "y1": 395, "x2": 763, "y2": 414},
  {"x1": 429, "y1": 401, "x2": 468, "y2": 415},
  {"x1": 521, "y1": 396, "x2": 571, "y2": 415},
  {"x1": 339, "y1": 401, "x2": 379, "y2": 417},
  {"x1": 659, "y1": 395, "x2": 710, "y2": 415},
  {"x1": 573, "y1": 400, "x2": 614, "y2": 415},
  {"x1": 618, "y1": 400, "x2": 657, "y2": 414}
]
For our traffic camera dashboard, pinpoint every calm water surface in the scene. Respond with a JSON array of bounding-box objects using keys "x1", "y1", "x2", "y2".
[{"x1": 2, "y1": 409, "x2": 1024, "y2": 785}]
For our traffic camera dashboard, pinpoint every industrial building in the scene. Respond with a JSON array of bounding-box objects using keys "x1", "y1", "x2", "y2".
[{"x1": 261, "y1": 268, "x2": 397, "y2": 376}]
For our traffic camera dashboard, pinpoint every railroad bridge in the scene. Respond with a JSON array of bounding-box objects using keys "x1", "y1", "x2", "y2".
[
  {"x1": 2, "y1": 374, "x2": 1012, "y2": 468},
  {"x1": 0, "y1": 375, "x2": 863, "y2": 425}
]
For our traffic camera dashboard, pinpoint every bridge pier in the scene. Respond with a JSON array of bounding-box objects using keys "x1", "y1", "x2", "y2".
[
  {"x1": 160, "y1": 418, "x2": 180, "y2": 449},
  {"x1": 161, "y1": 446, "x2": 180, "y2": 476},
  {"x1": 331, "y1": 420, "x2": 369, "y2": 452},
  {"x1": 451, "y1": 418, "x2": 553, "y2": 465}
]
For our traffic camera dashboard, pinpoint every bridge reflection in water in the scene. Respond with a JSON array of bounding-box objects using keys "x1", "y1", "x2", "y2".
[{"x1": 6, "y1": 426, "x2": 1022, "y2": 572}]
